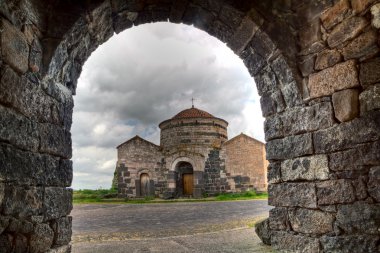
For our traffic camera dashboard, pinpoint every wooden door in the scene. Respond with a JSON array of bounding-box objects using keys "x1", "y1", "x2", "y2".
[
  {"x1": 140, "y1": 174, "x2": 150, "y2": 197},
  {"x1": 183, "y1": 173, "x2": 193, "y2": 195}
]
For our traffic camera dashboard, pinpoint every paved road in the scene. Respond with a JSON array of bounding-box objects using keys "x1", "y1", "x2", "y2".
[{"x1": 71, "y1": 200, "x2": 274, "y2": 253}]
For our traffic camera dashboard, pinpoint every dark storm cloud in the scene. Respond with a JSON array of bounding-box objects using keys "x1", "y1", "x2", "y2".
[{"x1": 71, "y1": 22, "x2": 264, "y2": 189}]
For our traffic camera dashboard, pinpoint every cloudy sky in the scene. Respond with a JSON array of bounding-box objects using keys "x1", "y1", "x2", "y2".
[{"x1": 72, "y1": 22, "x2": 264, "y2": 190}]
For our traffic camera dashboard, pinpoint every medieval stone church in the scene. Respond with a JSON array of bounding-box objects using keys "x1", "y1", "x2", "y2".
[{"x1": 113, "y1": 106, "x2": 268, "y2": 198}]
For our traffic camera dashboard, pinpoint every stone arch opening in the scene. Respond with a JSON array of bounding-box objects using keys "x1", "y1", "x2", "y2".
[
  {"x1": 174, "y1": 161, "x2": 194, "y2": 197},
  {"x1": 1, "y1": 0, "x2": 379, "y2": 252}
]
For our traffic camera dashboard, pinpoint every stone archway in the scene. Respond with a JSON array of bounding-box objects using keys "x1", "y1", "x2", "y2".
[
  {"x1": 174, "y1": 161, "x2": 194, "y2": 196},
  {"x1": 0, "y1": 1, "x2": 379, "y2": 252}
]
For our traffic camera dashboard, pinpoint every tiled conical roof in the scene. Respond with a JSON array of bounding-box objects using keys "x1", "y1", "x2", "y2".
[{"x1": 172, "y1": 107, "x2": 214, "y2": 119}]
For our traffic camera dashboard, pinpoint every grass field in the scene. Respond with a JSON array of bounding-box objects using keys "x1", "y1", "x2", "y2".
[{"x1": 73, "y1": 189, "x2": 268, "y2": 204}]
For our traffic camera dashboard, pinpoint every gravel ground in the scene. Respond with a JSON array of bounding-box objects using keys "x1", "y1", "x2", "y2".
[{"x1": 71, "y1": 199, "x2": 275, "y2": 253}]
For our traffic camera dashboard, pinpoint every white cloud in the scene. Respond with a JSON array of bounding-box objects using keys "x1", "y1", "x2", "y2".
[{"x1": 71, "y1": 22, "x2": 264, "y2": 189}]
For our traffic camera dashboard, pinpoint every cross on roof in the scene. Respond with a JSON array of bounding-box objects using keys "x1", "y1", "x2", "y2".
[{"x1": 191, "y1": 97, "x2": 196, "y2": 108}]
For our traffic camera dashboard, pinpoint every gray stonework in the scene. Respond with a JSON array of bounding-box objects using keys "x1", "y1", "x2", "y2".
[
  {"x1": 0, "y1": 0, "x2": 380, "y2": 252},
  {"x1": 114, "y1": 109, "x2": 267, "y2": 199}
]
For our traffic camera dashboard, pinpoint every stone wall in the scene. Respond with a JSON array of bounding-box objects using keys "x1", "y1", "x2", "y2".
[
  {"x1": 0, "y1": 0, "x2": 379, "y2": 252},
  {"x1": 261, "y1": 1, "x2": 380, "y2": 252},
  {"x1": 116, "y1": 136, "x2": 166, "y2": 197},
  {"x1": 0, "y1": 3, "x2": 73, "y2": 251},
  {"x1": 223, "y1": 134, "x2": 268, "y2": 192},
  {"x1": 159, "y1": 117, "x2": 228, "y2": 153},
  {"x1": 203, "y1": 149, "x2": 229, "y2": 196}
]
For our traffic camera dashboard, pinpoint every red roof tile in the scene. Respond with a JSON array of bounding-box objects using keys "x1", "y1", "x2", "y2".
[{"x1": 172, "y1": 107, "x2": 214, "y2": 119}]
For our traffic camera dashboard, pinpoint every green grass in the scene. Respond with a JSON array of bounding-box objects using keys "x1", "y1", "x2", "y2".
[
  {"x1": 73, "y1": 188, "x2": 118, "y2": 203},
  {"x1": 73, "y1": 189, "x2": 268, "y2": 204},
  {"x1": 215, "y1": 190, "x2": 268, "y2": 201}
]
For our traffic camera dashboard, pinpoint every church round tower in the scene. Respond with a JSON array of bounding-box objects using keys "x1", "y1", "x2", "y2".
[{"x1": 158, "y1": 106, "x2": 228, "y2": 153}]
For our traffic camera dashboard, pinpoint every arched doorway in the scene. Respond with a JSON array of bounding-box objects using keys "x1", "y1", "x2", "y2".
[
  {"x1": 175, "y1": 162, "x2": 194, "y2": 196},
  {"x1": 2, "y1": 1, "x2": 379, "y2": 252},
  {"x1": 140, "y1": 173, "x2": 150, "y2": 197}
]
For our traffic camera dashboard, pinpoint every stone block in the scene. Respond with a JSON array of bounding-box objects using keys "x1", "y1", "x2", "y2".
[
  {"x1": 0, "y1": 66, "x2": 65, "y2": 126},
  {"x1": 267, "y1": 162, "x2": 281, "y2": 184},
  {"x1": 260, "y1": 90, "x2": 285, "y2": 117},
  {"x1": 371, "y1": 3, "x2": 380, "y2": 28},
  {"x1": 296, "y1": 0, "x2": 333, "y2": 24},
  {"x1": 352, "y1": 0, "x2": 377, "y2": 13},
  {"x1": 29, "y1": 38, "x2": 43, "y2": 73},
  {"x1": 368, "y1": 166, "x2": 380, "y2": 202},
  {"x1": 46, "y1": 245, "x2": 72, "y2": 253},
  {"x1": 281, "y1": 102, "x2": 335, "y2": 137},
  {"x1": 315, "y1": 49, "x2": 342, "y2": 70},
  {"x1": 44, "y1": 187, "x2": 73, "y2": 220},
  {"x1": 51, "y1": 216, "x2": 72, "y2": 246},
  {"x1": 255, "y1": 65, "x2": 279, "y2": 96},
  {"x1": 57, "y1": 159, "x2": 73, "y2": 187},
  {"x1": 329, "y1": 140, "x2": 380, "y2": 171},
  {"x1": 299, "y1": 20, "x2": 321, "y2": 49},
  {"x1": 266, "y1": 133, "x2": 313, "y2": 160},
  {"x1": 320, "y1": 0, "x2": 351, "y2": 30},
  {"x1": 0, "y1": 18, "x2": 29, "y2": 73},
  {"x1": 272, "y1": 55, "x2": 296, "y2": 88},
  {"x1": 30, "y1": 223, "x2": 54, "y2": 253},
  {"x1": 0, "y1": 217, "x2": 8, "y2": 235},
  {"x1": 360, "y1": 57, "x2": 380, "y2": 87},
  {"x1": 88, "y1": 1, "x2": 113, "y2": 43},
  {"x1": 248, "y1": 29, "x2": 276, "y2": 63},
  {"x1": 268, "y1": 183, "x2": 317, "y2": 208},
  {"x1": 336, "y1": 202, "x2": 380, "y2": 234},
  {"x1": 342, "y1": 29, "x2": 379, "y2": 61},
  {"x1": 0, "y1": 66, "x2": 22, "y2": 106},
  {"x1": 316, "y1": 179, "x2": 355, "y2": 205},
  {"x1": 332, "y1": 89, "x2": 359, "y2": 122},
  {"x1": 227, "y1": 16, "x2": 259, "y2": 54},
  {"x1": 7, "y1": 217, "x2": 33, "y2": 234},
  {"x1": 281, "y1": 155, "x2": 329, "y2": 182},
  {"x1": 269, "y1": 207, "x2": 288, "y2": 230},
  {"x1": 2, "y1": 186, "x2": 43, "y2": 218},
  {"x1": 0, "y1": 234, "x2": 13, "y2": 252},
  {"x1": 208, "y1": 19, "x2": 233, "y2": 42},
  {"x1": 255, "y1": 218, "x2": 271, "y2": 245},
  {"x1": 14, "y1": 234, "x2": 28, "y2": 252},
  {"x1": 298, "y1": 54, "x2": 316, "y2": 77},
  {"x1": 0, "y1": 105, "x2": 40, "y2": 152},
  {"x1": 0, "y1": 184, "x2": 4, "y2": 208},
  {"x1": 308, "y1": 60, "x2": 359, "y2": 98},
  {"x1": 299, "y1": 41, "x2": 326, "y2": 56},
  {"x1": 169, "y1": 0, "x2": 188, "y2": 23},
  {"x1": 327, "y1": 16, "x2": 368, "y2": 48},
  {"x1": 321, "y1": 235, "x2": 380, "y2": 253},
  {"x1": 271, "y1": 231, "x2": 320, "y2": 253},
  {"x1": 0, "y1": 143, "x2": 72, "y2": 187},
  {"x1": 313, "y1": 110, "x2": 380, "y2": 153},
  {"x1": 281, "y1": 81, "x2": 303, "y2": 108},
  {"x1": 39, "y1": 123, "x2": 72, "y2": 159},
  {"x1": 182, "y1": 4, "x2": 215, "y2": 31},
  {"x1": 191, "y1": 1, "x2": 218, "y2": 13},
  {"x1": 353, "y1": 176, "x2": 368, "y2": 200},
  {"x1": 360, "y1": 83, "x2": 380, "y2": 114},
  {"x1": 288, "y1": 208, "x2": 334, "y2": 234},
  {"x1": 264, "y1": 115, "x2": 283, "y2": 141},
  {"x1": 218, "y1": 5, "x2": 244, "y2": 29},
  {"x1": 112, "y1": 11, "x2": 136, "y2": 34},
  {"x1": 110, "y1": 0, "x2": 145, "y2": 13}
]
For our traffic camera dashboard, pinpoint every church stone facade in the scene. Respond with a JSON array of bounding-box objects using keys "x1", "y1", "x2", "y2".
[{"x1": 113, "y1": 106, "x2": 268, "y2": 199}]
